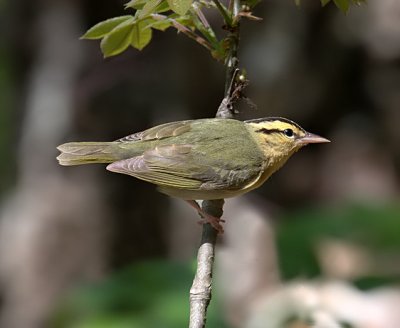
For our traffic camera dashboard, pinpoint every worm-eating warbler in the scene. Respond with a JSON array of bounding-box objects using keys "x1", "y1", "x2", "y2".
[{"x1": 57, "y1": 117, "x2": 329, "y2": 232}]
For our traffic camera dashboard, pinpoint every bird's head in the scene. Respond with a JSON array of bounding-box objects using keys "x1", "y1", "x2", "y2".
[{"x1": 246, "y1": 117, "x2": 330, "y2": 159}]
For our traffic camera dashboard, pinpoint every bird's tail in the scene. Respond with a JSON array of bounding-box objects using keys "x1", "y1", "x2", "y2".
[{"x1": 57, "y1": 142, "x2": 120, "y2": 166}]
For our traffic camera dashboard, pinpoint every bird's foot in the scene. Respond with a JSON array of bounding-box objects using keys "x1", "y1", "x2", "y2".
[
  {"x1": 185, "y1": 200, "x2": 225, "y2": 234},
  {"x1": 197, "y1": 217, "x2": 225, "y2": 234}
]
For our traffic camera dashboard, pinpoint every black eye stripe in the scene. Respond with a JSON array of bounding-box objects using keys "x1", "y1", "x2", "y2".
[
  {"x1": 255, "y1": 128, "x2": 281, "y2": 134},
  {"x1": 256, "y1": 128, "x2": 297, "y2": 137}
]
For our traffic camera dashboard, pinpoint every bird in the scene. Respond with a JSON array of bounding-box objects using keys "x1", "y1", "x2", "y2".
[{"x1": 57, "y1": 117, "x2": 330, "y2": 232}]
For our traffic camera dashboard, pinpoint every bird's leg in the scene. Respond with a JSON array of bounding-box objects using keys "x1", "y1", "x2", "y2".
[{"x1": 185, "y1": 200, "x2": 225, "y2": 234}]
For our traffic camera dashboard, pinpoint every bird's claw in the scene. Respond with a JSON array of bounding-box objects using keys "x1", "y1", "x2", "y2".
[
  {"x1": 197, "y1": 218, "x2": 224, "y2": 234},
  {"x1": 185, "y1": 200, "x2": 225, "y2": 234}
]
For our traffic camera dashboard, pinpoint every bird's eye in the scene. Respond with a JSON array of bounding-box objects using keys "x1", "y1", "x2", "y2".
[{"x1": 283, "y1": 129, "x2": 294, "y2": 137}]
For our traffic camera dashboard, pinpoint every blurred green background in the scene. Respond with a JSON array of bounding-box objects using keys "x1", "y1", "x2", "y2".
[{"x1": 0, "y1": 1, "x2": 399, "y2": 327}]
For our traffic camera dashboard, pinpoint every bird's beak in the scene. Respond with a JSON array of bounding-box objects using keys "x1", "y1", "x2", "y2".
[{"x1": 297, "y1": 132, "x2": 330, "y2": 145}]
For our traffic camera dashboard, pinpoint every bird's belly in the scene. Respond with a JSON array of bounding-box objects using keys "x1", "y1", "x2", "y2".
[
  {"x1": 158, "y1": 158, "x2": 287, "y2": 201},
  {"x1": 157, "y1": 186, "x2": 248, "y2": 200},
  {"x1": 241, "y1": 165, "x2": 273, "y2": 192},
  {"x1": 158, "y1": 170, "x2": 271, "y2": 200}
]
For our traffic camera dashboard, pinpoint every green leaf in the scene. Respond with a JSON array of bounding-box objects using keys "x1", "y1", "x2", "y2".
[
  {"x1": 333, "y1": 0, "x2": 350, "y2": 12},
  {"x1": 126, "y1": 0, "x2": 170, "y2": 14},
  {"x1": 131, "y1": 21, "x2": 153, "y2": 50},
  {"x1": 100, "y1": 22, "x2": 135, "y2": 57},
  {"x1": 81, "y1": 16, "x2": 133, "y2": 40},
  {"x1": 321, "y1": 0, "x2": 331, "y2": 6},
  {"x1": 138, "y1": 0, "x2": 163, "y2": 18},
  {"x1": 144, "y1": 18, "x2": 172, "y2": 31},
  {"x1": 167, "y1": 0, "x2": 193, "y2": 15},
  {"x1": 156, "y1": 1, "x2": 171, "y2": 13},
  {"x1": 175, "y1": 15, "x2": 196, "y2": 30},
  {"x1": 125, "y1": 0, "x2": 147, "y2": 10}
]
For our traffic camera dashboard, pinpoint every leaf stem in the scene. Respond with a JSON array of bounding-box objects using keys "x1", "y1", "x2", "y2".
[
  {"x1": 191, "y1": 6, "x2": 220, "y2": 49},
  {"x1": 212, "y1": 0, "x2": 233, "y2": 27},
  {"x1": 164, "y1": 18, "x2": 214, "y2": 52},
  {"x1": 149, "y1": 14, "x2": 214, "y2": 52},
  {"x1": 193, "y1": 3, "x2": 212, "y2": 29}
]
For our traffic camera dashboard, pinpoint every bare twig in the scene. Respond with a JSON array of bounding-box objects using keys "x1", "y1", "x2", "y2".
[
  {"x1": 189, "y1": 1, "x2": 243, "y2": 327},
  {"x1": 189, "y1": 200, "x2": 223, "y2": 328},
  {"x1": 216, "y1": 68, "x2": 251, "y2": 118}
]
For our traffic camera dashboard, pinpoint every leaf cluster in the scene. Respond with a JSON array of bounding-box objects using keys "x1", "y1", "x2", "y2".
[
  {"x1": 82, "y1": 0, "x2": 188, "y2": 57},
  {"x1": 81, "y1": 0, "x2": 259, "y2": 60},
  {"x1": 82, "y1": 0, "x2": 367, "y2": 59}
]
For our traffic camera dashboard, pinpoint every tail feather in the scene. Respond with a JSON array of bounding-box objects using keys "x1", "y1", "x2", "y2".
[{"x1": 57, "y1": 142, "x2": 119, "y2": 166}]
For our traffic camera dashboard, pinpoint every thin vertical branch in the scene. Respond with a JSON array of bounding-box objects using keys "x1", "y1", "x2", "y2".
[
  {"x1": 189, "y1": 200, "x2": 223, "y2": 328},
  {"x1": 224, "y1": 8, "x2": 241, "y2": 102},
  {"x1": 216, "y1": 0, "x2": 242, "y2": 119},
  {"x1": 189, "y1": 1, "x2": 242, "y2": 327}
]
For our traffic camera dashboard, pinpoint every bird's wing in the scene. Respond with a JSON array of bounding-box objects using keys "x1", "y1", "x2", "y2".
[
  {"x1": 106, "y1": 144, "x2": 261, "y2": 190},
  {"x1": 117, "y1": 120, "x2": 192, "y2": 142},
  {"x1": 107, "y1": 144, "x2": 203, "y2": 189}
]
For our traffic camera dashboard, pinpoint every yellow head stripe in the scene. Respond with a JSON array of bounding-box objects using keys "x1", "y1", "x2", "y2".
[{"x1": 246, "y1": 117, "x2": 306, "y2": 136}]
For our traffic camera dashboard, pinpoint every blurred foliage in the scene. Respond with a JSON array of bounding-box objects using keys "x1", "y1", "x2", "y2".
[
  {"x1": 328, "y1": 0, "x2": 366, "y2": 13},
  {"x1": 295, "y1": 0, "x2": 366, "y2": 12},
  {"x1": 52, "y1": 261, "x2": 227, "y2": 328},
  {"x1": 52, "y1": 203, "x2": 400, "y2": 328},
  {"x1": 277, "y1": 203, "x2": 400, "y2": 286}
]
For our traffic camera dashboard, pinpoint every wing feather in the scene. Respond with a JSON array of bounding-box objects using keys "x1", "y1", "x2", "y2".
[
  {"x1": 106, "y1": 145, "x2": 202, "y2": 189},
  {"x1": 117, "y1": 121, "x2": 192, "y2": 142}
]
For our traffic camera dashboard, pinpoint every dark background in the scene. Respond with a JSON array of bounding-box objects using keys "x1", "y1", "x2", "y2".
[{"x1": 0, "y1": 0, "x2": 399, "y2": 327}]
